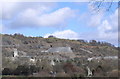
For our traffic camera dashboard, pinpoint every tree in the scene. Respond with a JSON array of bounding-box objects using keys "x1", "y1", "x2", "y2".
[
  {"x1": 13, "y1": 65, "x2": 31, "y2": 76},
  {"x1": 77, "y1": 39, "x2": 87, "y2": 43},
  {"x1": 90, "y1": 0, "x2": 119, "y2": 13},
  {"x1": 89, "y1": 40, "x2": 97, "y2": 46},
  {"x1": 48, "y1": 35, "x2": 56, "y2": 38},
  {"x1": 2, "y1": 68, "x2": 13, "y2": 75},
  {"x1": 29, "y1": 65, "x2": 38, "y2": 73}
]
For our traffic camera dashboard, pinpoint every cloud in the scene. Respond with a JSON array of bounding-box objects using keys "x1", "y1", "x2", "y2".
[
  {"x1": 88, "y1": 12, "x2": 103, "y2": 27},
  {"x1": 1, "y1": 2, "x2": 55, "y2": 20},
  {"x1": 37, "y1": 7, "x2": 75, "y2": 27},
  {"x1": 0, "y1": 24, "x2": 3, "y2": 32},
  {"x1": 44, "y1": 29, "x2": 79, "y2": 39},
  {"x1": 1, "y1": 2, "x2": 76, "y2": 28},
  {"x1": 0, "y1": 23, "x2": 7, "y2": 33},
  {"x1": 87, "y1": 5, "x2": 118, "y2": 44},
  {"x1": 78, "y1": 8, "x2": 118, "y2": 46},
  {"x1": 98, "y1": 20, "x2": 112, "y2": 35},
  {"x1": 0, "y1": 2, "x2": 18, "y2": 19},
  {"x1": 78, "y1": 8, "x2": 104, "y2": 27},
  {"x1": 98, "y1": 9, "x2": 118, "y2": 38},
  {"x1": 79, "y1": 3, "x2": 105, "y2": 27},
  {"x1": 10, "y1": 7, "x2": 75, "y2": 28},
  {"x1": 96, "y1": 9, "x2": 118, "y2": 46}
]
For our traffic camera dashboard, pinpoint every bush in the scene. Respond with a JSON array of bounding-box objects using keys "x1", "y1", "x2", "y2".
[
  {"x1": 2, "y1": 68, "x2": 13, "y2": 75},
  {"x1": 48, "y1": 35, "x2": 55, "y2": 38},
  {"x1": 13, "y1": 65, "x2": 31, "y2": 76}
]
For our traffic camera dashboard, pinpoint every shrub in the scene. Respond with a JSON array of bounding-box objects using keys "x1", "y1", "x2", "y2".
[{"x1": 2, "y1": 68, "x2": 13, "y2": 75}]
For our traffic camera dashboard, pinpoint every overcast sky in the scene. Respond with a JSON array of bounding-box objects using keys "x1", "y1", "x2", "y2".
[{"x1": 0, "y1": 2, "x2": 118, "y2": 46}]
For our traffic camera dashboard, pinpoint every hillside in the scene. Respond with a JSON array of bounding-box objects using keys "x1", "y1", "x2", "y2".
[
  {"x1": 1, "y1": 33, "x2": 119, "y2": 77},
  {"x1": 2, "y1": 33, "x2": 118, "y2": 57}
]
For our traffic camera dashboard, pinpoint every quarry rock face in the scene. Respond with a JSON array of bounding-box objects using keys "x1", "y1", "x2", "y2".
[{"x1": 48, "y1": 47, "x2": 73, "y2": 53}]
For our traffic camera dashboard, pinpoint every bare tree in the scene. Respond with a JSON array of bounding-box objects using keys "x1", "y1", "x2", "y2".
[{"x1": 89, "y1": 0, "x2": 119, "y2": 13}]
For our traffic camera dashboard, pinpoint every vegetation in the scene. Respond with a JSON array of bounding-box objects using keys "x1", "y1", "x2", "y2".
[{"x1": 1, "y1": 33, "x2": 118, "y2": 77}]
